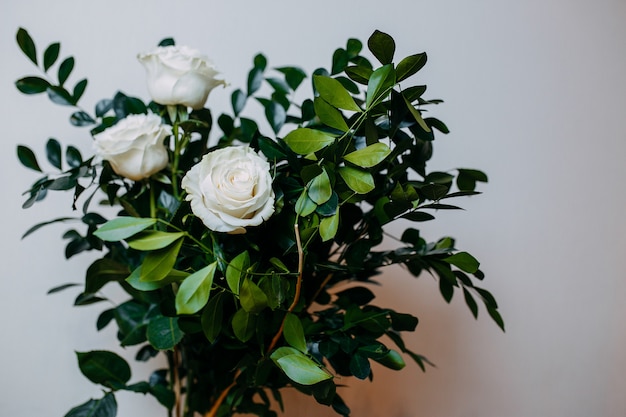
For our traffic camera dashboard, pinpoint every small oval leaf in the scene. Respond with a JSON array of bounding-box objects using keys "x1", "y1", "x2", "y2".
[
  {"x1": 16, "y1": 28, "x2": 37, "y2": 65},
  {"x1": 343, "y1": 143, "x2": 391, "y2": 168},
  {"x1": 127, "y1": 231, "x2": 185, "y2": 251},
  {"x1": 367, "y1": 30, "x2": 395, "y2": 65},
  {"x1": 175, "y1": 263, "x2": 217, "y2": 315},
  {"x1": 43, "y1": 42, "x2": 60, "y2": 71},
  {"x1": 283, "y1": 128, "x2": 335, "y2": 155},
  {"x1": 17, "y1": 145, "x2": 42, "y2": 171},
  {"x1": 93, "y1": 217, "x2": 156, "y2": 241},
  {"x1": 338, "y1": 166, "x2": 375, "y2": 194},
  {"x1": 313, "y1": 75, "x2": 361, "y2": 112}
]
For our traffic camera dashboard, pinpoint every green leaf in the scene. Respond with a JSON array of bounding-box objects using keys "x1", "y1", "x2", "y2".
[
  {"x1": 307, "y1": 169, "x2": 332, "y2": 205},
  {"x1": 64, "y1": 393, "x2": 117, "y2": 417},
  {"x1": 73, "y1": 79, "x2": 88, "y2": 103},
  {"x1": 265, "y1": 101, "x2": 286, "y2": 134},
  {"x1": 43, "y1": 42, "x2": 60, "y2": 71},
  {"x1": 365, "y1": 64, "x2": 395, "y2": 108},
  {"x1": 232, "y1": 308, "x2": 256, "y2": 342},
  {"x1": 140, "y1": 238, "x2": 184, "y2": 283},
  {"x1": 419, "y1": 183, "x2": 448, "y2": 201},
  {"x1": 313, "y1": 97, "x2": 349, "y2": 132},
  {"x1": 283, "y1": 128, "x2": 335, "y2": 155},
  {"x1": 443, "y1": 252, "x2": 480, "y2": 273},
  {"x1": 240, "y1": 278, "x2": 268, "y2": 313},
  {"x1": 276, "y1": 66, "x2": 307, "y2": 90},
  {"x1": 254, "y1": 53, "x2": 267, "y2": 70},
  {"x1": 345, "y1": 65, "x2": 373, "y2": 85},
  {"x1": 331, "y1": 48, "x2": 349, "y2": 75},
  {"x1": 85, "y1": 258, "x2": 129, "y2": 294},
  {"x1": 457, "y1": 168, "x2": 488, "y2": 191},
  {"x1": 47, "y1": 282, "x2": 80, "y2": 294},
  {"x1": 66, "y1": 146, "x2": 82, "y2": 167},
  {"x1": 349, "y1": 353, "x2": 371, "y2": 379},
  {"x1": 487, "y1": 305, "x2": 505, "y2": 331},
  {"x1": 147, "y1": 315, "x2": 183, "y2": 350},
  {"x1": 226, "y1": 251, "x2": 250, "y2": 295},
  {"x1": 258, "y1": 136, "x2": 287, "y2": 160},
  {"x1": 313, "y1": 75, "x2": 361, "y2": 112},
  {"x1": 127, "y1": 231, "x2": 185, "y2": 251},
  {"x1": 389, "y1": 311, "x2": 419, "y2": 332},
  {"x1": 271, "y1": 347, "x2": 332, "y2": 385},
  {"x1": 114, "y1": 301, "x2": 150, "y2": 346},
  {"x1": 319, "y1": 212, "x2": 339, "y2": 242},
  {"x1": 463, "y1": 288, "x2": 479, "y2": 319},
  {"x1": 58, "y1": 56, "x2": 74, "y2": 86},
  {"x1": 316, "y1": 191, "x2": 338, "y2": 216},
  {"x1": 175, "y1": 262, "x2": 217, "y2": 315},
  {"x1": 93, "y1": 217, "x2": 156, "y2": 241},
  {"x1": 367, "y1": 30, "x2": 395, "y2": 65},
  {"x1": 16, "y1": 28, "x2": 37, "y2": 65},
  {"x1": 149, "y1": 384, "x2": 175, "y2": 409},
  {"x1": 338, "y1": 166, "x2": 375, "y2": 194},
  {"x1": 96, "y1": 309, "x2": 115, "y2": 331},
  {"x1": 270, "y1": 257, "x2": 290, "y2": 273},
  {"x1": 295, "y1": 191, "x2": 317, "y2": 217},
  {"x1": 346, "y1": 38, "x2": 363, "y2": 57},
  {"x1": 201, "y1": 291, "x2": 225, "y2": 343},
  {"x1": 283, "y1": 313, "x2": 307, "y2": 353},
  {"x1": 372, "y1": 349, "x2": 406, "y2": 370},
  {"x1": 158, "y1": 37, "x2": 175, "y2": 47},
  {"x1": 425, "y1": 117, "x2": 449, "y2": 134},
  {"x1": 47, "y1": 86, "x2": 75, "y2": 106},
  {"x1": 438, "y1": 276, "x2": 455, "y2": 303},
  {"x1": 247, "y1": 67, "x2": 263, "y2": 96},
  {"x1": 396, "y1": 53, "x2": 427, "y2": 82},
  {"x1": 15, "y1": 76, "x2": 50, "y2": 94},
  {"x1": 77, "y1": 350, "x2": 131, "y2": 387},
  {"x1": 95, "y1": 99, "x2": 112, "y2": 117},
  {"x1": 46, "y1": 138, "x2": 62, "y2": 169},
  {"x1": 343, "y1": 143, "x2": 391, "y2": 168},
  {"x1": 266, "y1": 77, "x2": 291, "y2": 95},
  {"x1": 126, "y1": 267, "x2": 187, "y2": 291},
  {"x1": 70, "y1": 111, "x2": 95, "y2": 126},
  {"x1": 17, "y1": 145, "x2": 42, "y2": 171},
  {"x1": 402, "y1": 94, "x2": 430, "y2": 132},
  {"x1": 231, "y1": 89, "x2": 246, "y2": 116}
]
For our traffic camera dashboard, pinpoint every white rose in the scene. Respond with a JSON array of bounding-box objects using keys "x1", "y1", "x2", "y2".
[
  {"x1": 182, "y1": 146, "x2": 275, "y2": 234},
  {"x1": 137, "y1": 45, "x2": 226, "y2": 109},
  {"x1": 93, "y1": 113, "x2": 172, "y2": 181}
]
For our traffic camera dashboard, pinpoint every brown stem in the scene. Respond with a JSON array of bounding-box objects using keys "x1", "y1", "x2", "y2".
[
  {"x1": 173, "y1": 347, "x2": 182, "y2": 417},
  {"x1": 267, "y1": 223, "x2": 304, "y2": 354},
  {"x1": 307, "y1": 272, "x2": 334, "y2": 310},
  {"x1": 201, "y1": 224, "x2": 304, "y2": 416},
  {"x1": 203, "y1": 369, "x2": 241, "y2": 417}
]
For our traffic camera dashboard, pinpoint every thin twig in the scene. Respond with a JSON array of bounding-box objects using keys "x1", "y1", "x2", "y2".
[
  {"x1": 173, "y1": 347, "x2": 182, "y2": 417},
  {"x1": 203, "y1": 370, "x2": 241, "y2": 417},
  {"x1": 203, "y1": 223, "x2": 304, "y2": 415},
  {"x1": 267, "y1": 222, "x2": 304, "y2": 354},
  {"x1": 307, "y1": 272, "x2": 334, "y2": 310}
]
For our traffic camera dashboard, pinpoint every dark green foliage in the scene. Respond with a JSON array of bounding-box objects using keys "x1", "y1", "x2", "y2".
[{"x1": 16, "y1": 27, "x2": 503, "y2": 417}]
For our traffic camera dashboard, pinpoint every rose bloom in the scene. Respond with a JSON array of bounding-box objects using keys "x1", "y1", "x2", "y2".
[
  {"x1": 138, "y1": 45, "x2": 226, "y2": 110},
  {"x1": 182, "y1": 146, "x2": 275, "y2": 234},
  {"x1": 93, "y1": 113, "x2": 172, "y2": 181}
]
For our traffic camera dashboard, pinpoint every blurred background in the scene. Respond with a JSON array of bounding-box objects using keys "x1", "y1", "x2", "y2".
[{"x1": 2, "y1": 1, "x2": 625, "y2": 416}]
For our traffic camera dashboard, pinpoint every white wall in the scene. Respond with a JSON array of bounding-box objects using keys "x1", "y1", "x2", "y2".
[{"x1": 2, "y1": 1, "x2": 625, "y2": 416}]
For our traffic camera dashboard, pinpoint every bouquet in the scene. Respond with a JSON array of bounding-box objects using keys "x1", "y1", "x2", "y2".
[{"x1": 15, "y1": 27, "x2": 504, "y2": 417}]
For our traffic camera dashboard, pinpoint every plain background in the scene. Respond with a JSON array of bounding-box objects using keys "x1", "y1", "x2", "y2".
[{"x1": 2, "y1": 1, "x2": 625, "y2": 416}]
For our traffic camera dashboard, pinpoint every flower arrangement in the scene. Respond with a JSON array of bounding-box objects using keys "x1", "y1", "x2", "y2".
[{"x1": 15, "y1": 27, "x2": 504, "y2": 417}]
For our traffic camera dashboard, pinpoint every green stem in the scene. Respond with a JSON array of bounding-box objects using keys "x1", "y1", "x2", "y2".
[
  {"x1": 171, "y1": 121, "x2": 181, "y2": 200},
  {"x1": 149, "y1": 179, "x2": 157, "y2": 220}
]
